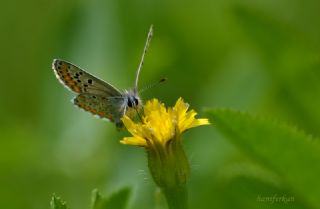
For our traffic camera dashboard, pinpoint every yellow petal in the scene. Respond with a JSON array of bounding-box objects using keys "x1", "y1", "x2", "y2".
[
  {"x1": 120, "y1": 136, "x2": 147, "y2": 146},
  {"x1": 122, "y1": 115, "x2": 142, "y2": 136},
  {"x1": 178, "y1": 109, "x2": 197, "y2": 132},
  {"x1": 189, "y1": 118, "x2": 210, "y2": 129},
  {"x1": 174, "y1": 98, "x2": 189, "y2": 119}
]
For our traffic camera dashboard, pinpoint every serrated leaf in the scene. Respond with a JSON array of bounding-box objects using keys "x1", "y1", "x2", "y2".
[
  {"x1": 231, "y1": 4, "x2": 320, "y2": 136},
  {"x1": 91, "y1": 188, "x2": 131, "y2": 209},
  {"x1": 50, "y1": 194, "x2": 69, "y2": 209},
  {"x1": 207, "y1": 109, "x2": 320, "y2": 208}
]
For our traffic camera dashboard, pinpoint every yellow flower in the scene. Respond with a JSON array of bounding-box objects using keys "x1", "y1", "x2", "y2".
[
  {"x1": 120, "y1": 98, "x2": 209, "y2": 209},
  {"x1": 120, "y1": 97, "x2": 209, "y2": 147}
]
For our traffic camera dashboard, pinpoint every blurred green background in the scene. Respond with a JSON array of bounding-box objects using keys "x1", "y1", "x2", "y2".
[{"x1": 1, "y1": 0, "x2": 320, "y2": 209}]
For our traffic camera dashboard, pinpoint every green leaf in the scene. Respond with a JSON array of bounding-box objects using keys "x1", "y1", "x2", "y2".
[
  {"x1": 207, "y1": 109, "x2": 320, "y2": 208},
  {"x1": 91, "y1": 188, "x2": 131, "y2": 209},
  {"x1": 50, "y1": 194, "x2": 69, "y2": 209}
]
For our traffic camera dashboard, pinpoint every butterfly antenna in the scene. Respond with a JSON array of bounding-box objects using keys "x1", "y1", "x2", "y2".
[
  {"x1": 139, "y1": 78, "x2": 167, "y2": 94},
  {"x1": 134, "y1": 25, "x2": 154, "y2": 93}
]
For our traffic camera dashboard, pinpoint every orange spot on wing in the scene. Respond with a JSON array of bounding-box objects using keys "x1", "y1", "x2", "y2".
[
  {"x1": 61, "y1": 63, "x2": 69, "y2": 71},
  {"x1": 107, "y1": 114, "x2": 113, "y2": 120},
  {"x1": 72, "y1": 86, "x2": 81, "y2": 92},
  {"x1": 64, "y1": 77, "x2": 71, "y2": 82},
  {"x1": 64, "y1": 74, "x2": 72, "y2": 81},
  {"x1": 64, "y1": 78, "x2": 81, "y2": 92},
  {"x1": 78, "y1": 102, "x2": 84, "y2": 108},
  {"x1": 98, "y1": 111, "x2": 105, "y2": 117}
]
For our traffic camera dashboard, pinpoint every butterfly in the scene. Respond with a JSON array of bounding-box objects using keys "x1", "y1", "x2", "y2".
[{"x1": 52, "y1": 25, "x2": 153, "y2": 128}]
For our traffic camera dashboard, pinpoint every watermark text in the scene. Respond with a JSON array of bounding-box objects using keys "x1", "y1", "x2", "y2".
[{"x1": 256, "y1": 194, "x2": 294, "y2": 204}]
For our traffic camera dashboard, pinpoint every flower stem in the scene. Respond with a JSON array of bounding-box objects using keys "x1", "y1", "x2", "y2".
[{"x1": 163, "y1": 185, "x2": 188, "y2": 209}]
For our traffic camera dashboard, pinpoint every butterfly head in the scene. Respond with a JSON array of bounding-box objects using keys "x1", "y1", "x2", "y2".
[
  {"x1": 122, "y1": 90, "x2": 143, "y2": 123},
  {"x1": 124, "y1": 90, "x2": 142, "y2": 109},
  {"x1": 127, "y1": 95, "x2": 140, "y2": 108}
]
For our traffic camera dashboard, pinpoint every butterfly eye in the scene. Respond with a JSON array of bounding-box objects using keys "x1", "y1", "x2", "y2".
[
  {"x1": 127, "y1": 99, "x2": 133, "y2": 108},
  {"x1": 134, "y1": 98, "x2": 139, "y2": 106}
]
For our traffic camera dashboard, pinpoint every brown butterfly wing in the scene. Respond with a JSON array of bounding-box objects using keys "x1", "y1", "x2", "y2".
[{"x1": 52, "y1": 59, "x2": 122, "y2": 96}]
